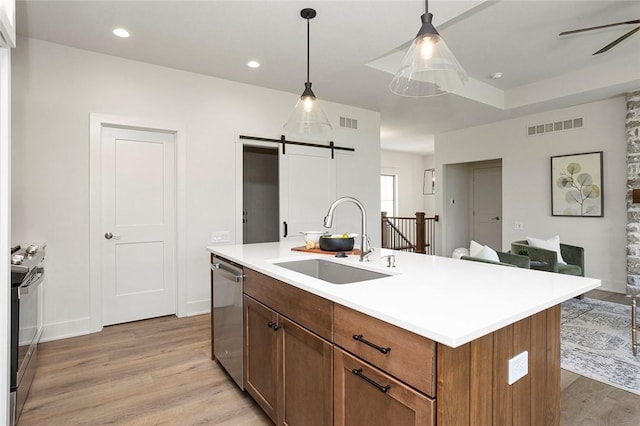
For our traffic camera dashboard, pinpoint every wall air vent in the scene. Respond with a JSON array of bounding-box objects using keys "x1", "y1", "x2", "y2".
[
  {"x1": 339, "y1": 116, "x2": 358, "y2": 130},
  {"x1": 527, "y1": 117, "x2": 583, "y2": 136}
]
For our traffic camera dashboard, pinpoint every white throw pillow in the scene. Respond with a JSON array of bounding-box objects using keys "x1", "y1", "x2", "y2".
[
  {"x1": 469, "y1": 240, "x2": 484, "y2": 257},
  {"x1": 470, "y1": 240, "x2": 500, "y2": 262},
  {"x1": 526, "y1": 235, "x2": 566, "y2": 264},
  {"x1": 476, "y1": 245, "x2": 500, "y2": 262}
]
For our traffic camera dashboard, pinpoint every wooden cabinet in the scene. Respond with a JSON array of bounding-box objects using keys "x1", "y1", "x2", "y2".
[
  {"x1": 334, "y1": 347, "x2": 435, "y2": 426},
  {"x1": 333, "y1": 304, "x2": 436, "y2": 426},
  {"x1": 238, "y1": 266, "x2": 562, "y2": 426},
  {"x1": 244, "y1": 296, "x2": 279, "y2": 422},
  {"x1": 244, "y1": 268, "x2": 333, "y2": 340},
  {"x1": 436, "y1": 307, "x2": 562, "y2": 425},
  {"x1": 244, "y1": 272, "x2": 333, "y2": 426},
  {"x1": 334, "y1": 304, "x2": 436, "y2": 397},
  {"x1": 280, "y1": 315, "x2": 333, "y2": 426}
]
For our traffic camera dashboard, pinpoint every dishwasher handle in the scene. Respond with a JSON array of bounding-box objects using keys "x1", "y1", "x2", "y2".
[{"x1": 211, "y1": 261, "x2": 245, "y2": 283}]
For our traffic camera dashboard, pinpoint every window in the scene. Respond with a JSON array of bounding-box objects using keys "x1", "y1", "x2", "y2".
[{"x1": 380, "y1": 174, "x2": 396, "y2": 216}]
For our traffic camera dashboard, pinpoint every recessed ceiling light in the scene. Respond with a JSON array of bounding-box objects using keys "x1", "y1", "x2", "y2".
[
  {"x1": 112, "y1": 28, "x2": 130, "y2": 38},
  {"x1": 490, "y1": 72, "x2": 503, "y2": 79},
  {"x1": 247, "y1": 60, "x2": 260, "y2": 69}
]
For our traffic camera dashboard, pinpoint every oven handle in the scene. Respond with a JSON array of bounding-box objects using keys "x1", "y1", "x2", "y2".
[{"x1": 19, "y1": 268, "x2": 45, "y2": 298}]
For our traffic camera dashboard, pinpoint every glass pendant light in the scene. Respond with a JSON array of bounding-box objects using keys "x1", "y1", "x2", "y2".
[
  {"x1": 390, "y1": 0, "x2": 468, "y2": 97},
  {"x1": 283, "y1": 8, "x2": 332, "y2": 141}
]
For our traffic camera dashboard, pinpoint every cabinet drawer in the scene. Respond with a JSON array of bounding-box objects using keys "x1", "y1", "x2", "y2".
[
  {"x1": 334, "y1": 347, "x2": 435, "y2": 426},
  {"x1": 244, "y1": 268, "x2": 333, "y2": 341},
  {"x1": 334, "y1": 304, "x2": 436, "y2": 396}
]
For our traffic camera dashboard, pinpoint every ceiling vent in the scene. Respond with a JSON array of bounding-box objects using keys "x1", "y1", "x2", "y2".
[
  {"x1": 527, "y1": 117, "x2": 583, "y2": 136},
  {"x1": 339, "y1": 116, "x2": 358, "y2": 130}
]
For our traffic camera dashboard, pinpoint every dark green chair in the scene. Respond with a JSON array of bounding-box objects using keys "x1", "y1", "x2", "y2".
[
  {"x1": 510, "y1": 240, "x2": 584, "y2": 276},
  {"x1": 461, "y1": 251, "x2": 531, "y2": 269}
]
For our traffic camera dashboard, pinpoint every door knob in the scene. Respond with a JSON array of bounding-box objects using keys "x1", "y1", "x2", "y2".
[
  {"x1": 494, "y1": 217, "x2": 500, "y2": 220},
  {"x1": 104, "y1": 232, "x2": 121, "y2": 240}
]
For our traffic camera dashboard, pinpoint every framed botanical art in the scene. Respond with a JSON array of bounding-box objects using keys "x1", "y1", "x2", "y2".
[{"x1": 551, "y1": 151, "x2": 603, "y2": 217}]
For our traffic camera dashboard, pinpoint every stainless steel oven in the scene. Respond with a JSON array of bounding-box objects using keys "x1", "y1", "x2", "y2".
[{"x1": 10, "y1": 243, "x2": 45, "y2": 426}]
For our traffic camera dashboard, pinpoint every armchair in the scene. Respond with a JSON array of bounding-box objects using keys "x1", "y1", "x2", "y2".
[
  {"x1": 510, "y1": 240, "x2": 584, "y2": 276},
  {"x1": 461, "y1": 251, "x2": 531, "y2": 269}
]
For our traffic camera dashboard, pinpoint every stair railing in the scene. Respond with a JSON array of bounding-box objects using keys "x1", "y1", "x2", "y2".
[{"x1": 381, "y1": 212, "x2": 439, "y2": 255}]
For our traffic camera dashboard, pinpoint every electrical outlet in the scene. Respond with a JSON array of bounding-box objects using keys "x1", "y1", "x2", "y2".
[
  {"x1": 514, "y1": 221, "x2": 524, "y2": 231},
  {"x1": 508, "y1": 351, "x2": 528, "y2": 385},
  {"x1": 211, "y1": 231, "x2": 230, "y2": 243}
]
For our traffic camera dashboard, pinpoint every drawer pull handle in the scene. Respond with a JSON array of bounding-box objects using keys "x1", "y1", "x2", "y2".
[
  {"x1": 352, "y1": 368, "x2": 391, "y2": 393},
  {"x1": 353, "y1": 334, "x2": 391, "y2": 354}
]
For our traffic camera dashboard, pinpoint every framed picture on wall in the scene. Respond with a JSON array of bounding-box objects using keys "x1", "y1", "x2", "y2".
[
  {"x1": 423, "y1": 168, "x2": 435, "y2": 195},
  {"x1": 551, "y1": 151, "x2": 603, "y2": 217}
]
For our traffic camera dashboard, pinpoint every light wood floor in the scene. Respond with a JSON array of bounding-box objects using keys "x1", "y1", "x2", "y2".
[
  {"x1": 20, "y1": 289, "x2": 639, "y2": 425},
  {"x1": 20, "y1": 314, "x2": 271, "y2": 425}
]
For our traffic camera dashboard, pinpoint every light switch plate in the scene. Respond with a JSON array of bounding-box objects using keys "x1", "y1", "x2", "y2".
[
  {"x1": 508, "y1": 351, "x2": 528, "y2": 385},
  {"x1": 514, "y1": 221, "x2": 524, "y2": 230},
  {"x1": 211, "y1": 231, "x2": 230, "y2": 243}
]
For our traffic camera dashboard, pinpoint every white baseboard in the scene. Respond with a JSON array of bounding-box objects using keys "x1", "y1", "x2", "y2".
[
  {"x1": 41, "y1": 300, "x2": 211, "y2": 342},
  {"x1": 186, "y1": 299, "x2": 211, "y2": 317},
  {"x1": 597, "y1": 279, "x2": 627, "y2": 295},
  {"x1": 40, "y1": 316, "x2": 94, "y2": 342}
]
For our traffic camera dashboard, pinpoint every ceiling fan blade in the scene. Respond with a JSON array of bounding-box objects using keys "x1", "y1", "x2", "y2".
[
  {"x1": 593, "y1": 25, "x2": 640, "y2": 55},
  {"x1": 559, "y1": 19, "x2": 640, "y2": 36}
]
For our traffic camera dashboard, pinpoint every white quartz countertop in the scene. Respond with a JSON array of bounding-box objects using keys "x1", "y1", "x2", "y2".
[{"x1": 207, "y1": 241, "x2": 600, "y2": 348}]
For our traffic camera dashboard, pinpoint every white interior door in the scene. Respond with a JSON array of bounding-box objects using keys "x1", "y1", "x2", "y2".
[
  {"x1": 101, "y1": 126, "x2": 176, "y2": 326},
  {"x1": 472, "y1": 166, "x2": 502, "y2": 249},
  {"x1": 279, "y1": 144, "x2": 336, "y2": 241}
]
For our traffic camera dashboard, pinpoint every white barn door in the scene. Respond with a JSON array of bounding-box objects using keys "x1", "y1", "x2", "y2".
[
  {"x1": 101, "y1": 126, "x2": 176, "y2": 326},
  {"x1": 279, "y1": 145, "x2": 336, "y2": 241}
]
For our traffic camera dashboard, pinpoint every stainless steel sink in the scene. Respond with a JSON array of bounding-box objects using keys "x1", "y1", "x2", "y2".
[{"x1": 274, "y1": 258, "x2": 392, "y2": 284}]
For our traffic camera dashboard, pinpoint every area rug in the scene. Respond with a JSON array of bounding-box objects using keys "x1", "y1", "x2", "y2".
[{"x1": 560, "y1": 297, "x2": 639, "y2": 395}]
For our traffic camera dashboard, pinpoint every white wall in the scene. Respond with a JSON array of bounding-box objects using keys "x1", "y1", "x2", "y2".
[
  {"x1": 11, "y1": 37, "x2": 380, "y2": 340},
  {"x1": 436, "y1": 96, "x2": 627, "y2": 293},
  {"x1": 442, "y1": 163, "x2": 471, "y2": 256},
  {"x1": 380, "y1": 150, "x2": 436, "y2": 217}
]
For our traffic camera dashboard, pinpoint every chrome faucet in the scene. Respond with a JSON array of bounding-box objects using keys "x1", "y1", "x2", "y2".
[{"x1": 323, "y1": 196, "x2": 373, "y2": 262}]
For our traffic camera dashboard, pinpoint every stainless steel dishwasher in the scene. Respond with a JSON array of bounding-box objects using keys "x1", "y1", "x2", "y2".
[{"x1": 211, "y1": 255, "x2": 245, "y2": 389}]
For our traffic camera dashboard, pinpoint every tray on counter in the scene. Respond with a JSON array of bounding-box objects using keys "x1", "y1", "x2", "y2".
[{"x1": 291, "y1": 246, "x2": 361, "y2": 255}]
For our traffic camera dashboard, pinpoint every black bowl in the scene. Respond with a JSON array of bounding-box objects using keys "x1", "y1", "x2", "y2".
[{"x1": 319, "y1": 236, "x2": 354, "y2": 252}]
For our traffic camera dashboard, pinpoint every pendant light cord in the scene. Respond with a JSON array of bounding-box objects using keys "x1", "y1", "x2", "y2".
[
  {"x1": 306, "y1": 17, "x2": 310, "y2": 83},
  {"x1": 425, "y1": 0, "x2": 429, "y2": 14}
]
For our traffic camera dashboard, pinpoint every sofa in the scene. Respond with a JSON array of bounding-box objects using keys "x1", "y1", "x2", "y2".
[{"x1": 461, "y1": 251, "x2": 531, "y2": 269}]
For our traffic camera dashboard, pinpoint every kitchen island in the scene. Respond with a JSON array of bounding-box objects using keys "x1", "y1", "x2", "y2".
[{"x1": 208, "y1": 241, "x2": 600, "y2": 425}]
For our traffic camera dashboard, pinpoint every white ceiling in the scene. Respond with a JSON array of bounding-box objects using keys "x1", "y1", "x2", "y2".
[{"x1": 16, "y1": 0, "x2": 640, "y2": 154}]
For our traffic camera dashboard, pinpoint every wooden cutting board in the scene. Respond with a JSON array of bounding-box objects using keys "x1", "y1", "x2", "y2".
[{"x1": 291, "y1": 246, "x2": 361, "y2": 255}]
